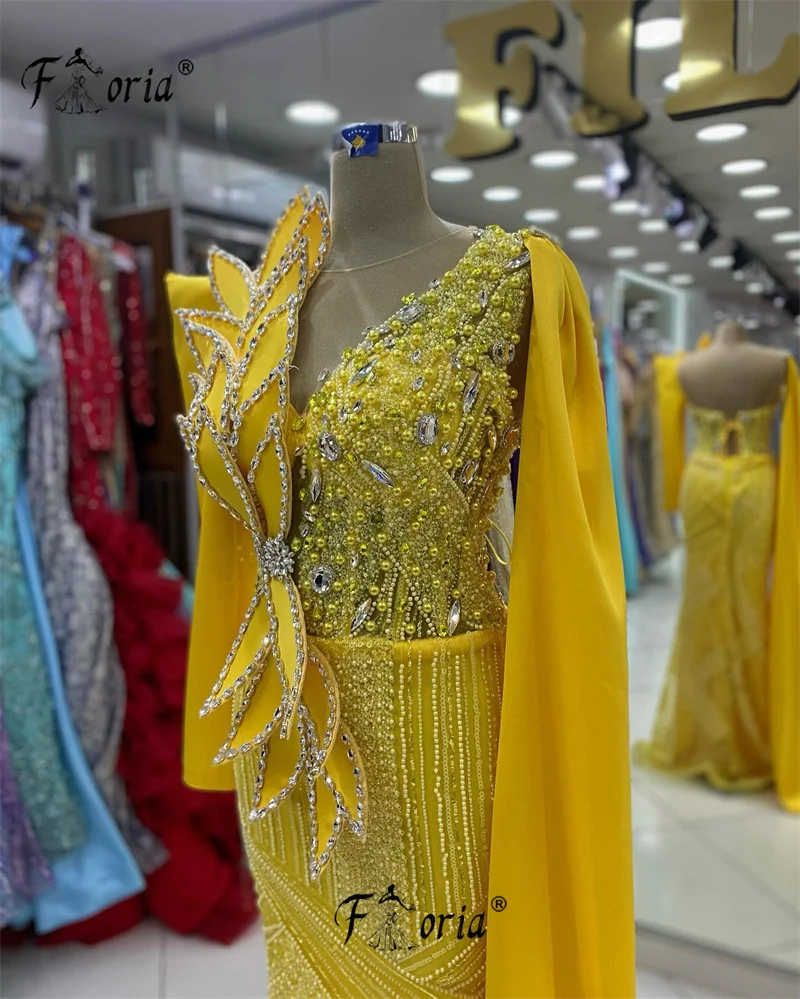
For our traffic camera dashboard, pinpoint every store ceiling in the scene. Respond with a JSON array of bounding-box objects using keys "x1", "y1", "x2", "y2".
[{"x1": 2, "y1": 0, "x2": 798, "y2": 322}]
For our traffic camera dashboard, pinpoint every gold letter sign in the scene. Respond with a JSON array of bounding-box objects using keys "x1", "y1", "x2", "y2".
[
  {"x1": 665, "y1": 0, "x2": 800, "y2": 119},
  {"x1": 445, "y1": 1, "x2": 563, "y2": 160},
  {"x1": 445, "y1": 0, "x2": 799, "y2": 158}
]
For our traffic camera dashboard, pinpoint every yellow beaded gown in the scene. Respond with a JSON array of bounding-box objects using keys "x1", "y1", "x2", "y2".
[
  {"x1": 167, "y1": 192, "x2": 635, "y2": 998},
  {"x1": 635, "y1": 355, "x2": 800, "y2": 810}
]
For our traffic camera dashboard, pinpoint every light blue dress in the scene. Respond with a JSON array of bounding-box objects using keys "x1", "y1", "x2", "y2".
[
  {"x1": 601, "y1": 326, "x2": 640, "y2": 596},
  {"x1": 0, "y1": 258, "x2": 145, "y2": 932}
]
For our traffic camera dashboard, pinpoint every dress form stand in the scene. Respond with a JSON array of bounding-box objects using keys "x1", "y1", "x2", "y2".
[
  {"x1": 678, "y1": 319, "x2": 788, "y2": 415},
  {"x1": 292, "y1": 127, "x2": 530, "y2": 595}
]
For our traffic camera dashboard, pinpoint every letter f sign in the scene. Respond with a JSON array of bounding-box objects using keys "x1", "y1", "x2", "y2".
[{"x1": 21, "y1": 57, "x2": 63, "y2": 108}]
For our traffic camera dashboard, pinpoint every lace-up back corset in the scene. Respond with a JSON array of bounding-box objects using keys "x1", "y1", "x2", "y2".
[
  {"x1": 288, "y1": 225, "x2": 530, "y2": 642},
  {"x1": 690, "y1": 403, "x2": 776, "y2": 457}
]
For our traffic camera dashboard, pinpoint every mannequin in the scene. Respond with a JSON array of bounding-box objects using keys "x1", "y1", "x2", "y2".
[
  {"x1": 678, "y1": 319, "x2": 788, "y2": 416},
  {"x1": 291, "y1": 136, "x2": 531, "y2": 592},
  {"x1": 291, "y1": 141, "x2": 531, "y2": 418}
]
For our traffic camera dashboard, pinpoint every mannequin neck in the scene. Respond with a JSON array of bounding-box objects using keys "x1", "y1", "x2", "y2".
[
  {"x1": 324, "y1": 142, "x2": 456, "y2": 271},
  {"x1": 713, "y1": 320, "x2": 748, "y2": 346}
]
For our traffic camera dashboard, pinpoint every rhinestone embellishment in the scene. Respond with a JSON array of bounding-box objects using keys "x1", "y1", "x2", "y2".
[
  {"x1": 398, "y1": 301, "x2": 425, "y2": 322},
  {"x1": 318, "y1": 431, "x2": 341, "y2": 461},
  {"x1": 311, "y1": 565, "x2": 333, "y2": 593},
  {"x1": 350, "y1": 358, "x2": 376, "y2": 384},
  {"x1": 363, "y1": 460, "x2": 395, "y2": 487},
  {"x1": 351, "y1": 598, "x2": 371, "y2": 633},
  {"x1": 505, "y1": 249, "x2": 531, "y2": 271},
  {"x1": 416, "y1": 414, "x2": 439, "y2": 446},
  {"x1": 491, "y1": 341, "x2": 516, "y2": 366},
  {"x1": 317, "y1": 368, "x2": 331, "y2": 383},
  {"x1": 462, "y1": 371, "x2": 480, "y2": 413},
  {"x1": 309, "y1": 466, "x2": 322, "y2": 503},
  {"x1": 256, "y1": 537, "x2": 295, "y2": 578},
  {"x1": 411, "y1": 376, "x2": 424, "y2": 391},
  {"x1": 447, "y1": 599, "x2": 461, "y2": 636}
]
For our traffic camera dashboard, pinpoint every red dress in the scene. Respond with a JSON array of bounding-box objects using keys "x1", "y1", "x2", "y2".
[{"x1": 41, "y1": 234, "x2": 256, "y2": 945}]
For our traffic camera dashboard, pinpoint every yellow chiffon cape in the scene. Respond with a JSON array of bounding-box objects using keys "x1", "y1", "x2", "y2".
[
  {"x1": 168, "y1": 232, "x2": 636, "y2": 998},
  {"x1": 654, "y1": 353, "x2": 800, "y2": 813}
]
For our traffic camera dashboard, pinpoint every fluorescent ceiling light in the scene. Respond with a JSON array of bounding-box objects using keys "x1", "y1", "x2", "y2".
[
  {"x1": 669, "y1": 273, "x2": 694, "y2": 286},
  {"x1": 285, "y1": 100, "x2": 340, "y2": 125},
  {"x1": 754, "y1": 206, "x2": 792, "y2": 221},
  {"x1": 708, "y1": 255, "x2": 734, "y2": 268},
  {"x1": 416, "y1": 69, "x2": 459, "y2": 97},
  {"x1": 608, "y1": 246, "x2": 639, "y2": 259},
  {"x1": 502, "y1": 106, "x2": 523, "y2": 127},
  {"x1": 679, "y1": 240, "x2": 699, "y2": 253},
  {"x1": 482, "y1": 186, "x2": 521, "y2": 202},
  {"x1": 722, "y1": 158, "x2": 767, "y2": 175},
  {"x1": 740, "y1": 184, "x2": 780, "y2": 199},
  {"x1": 524, "y1": 208, "x2": 561, "y2": 223},
  {"x1": 639, "y1": 219, "x2": 667, "y2": 233},
  {"x1": 430, "y1": 165, "x2": 473, "y2": 183},
  {"x1": 642, "y1": 262, "x2": 669, "y2": 274},
  {"x1": 573, "y1": 174, "x2": 605, "y2": 192},
  {"x1": 530, "y1": 149, "x2": 578, "y2": 169},
  {"x1": 566, "y1": 226, "x2": 601, "y2": 241},
  {"x1": 609, "y1": 199, "x2": 642, "y2": 215},
  {"x1": 746, "y1": 282, "x2": 764, "y2": 294},
  {"x1": 696, "y1": 123, "x2": 747, "y2": 142},
  {"x1": 785, "y1": 249, "x2": 800, "y2": 261},
  {"x1": 773, "y1": 231, "x2": 800, "y2": 243},
  {"x1": 635, "y1": 17, "x2": 682, "y2": 50},
  {"x1": 661, "y1": 71, "x2": 680, "y2": 92}
]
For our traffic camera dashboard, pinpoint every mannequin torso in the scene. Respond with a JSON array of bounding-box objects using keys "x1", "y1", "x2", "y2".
[
  {"x1": 291, "y1": 143, "x2": 531, "y2": 418},
  {"x1": 678, "y1": 321, "x2": 788, "y2": 416}
]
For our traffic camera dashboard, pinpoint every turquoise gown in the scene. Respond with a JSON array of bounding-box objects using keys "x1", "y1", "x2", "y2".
[{"x1": 0, "y1": 243, "x2": 145, "y2": 932}]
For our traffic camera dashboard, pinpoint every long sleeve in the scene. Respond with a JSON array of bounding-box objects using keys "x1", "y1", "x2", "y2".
[
  {"x1": 486, "y1": 237, "x2": 635, "y2": 998},
  {"x1": 770, "y1": 356, "x2": 800, "y2": 813},
  {"x1": 166, "y1": 272, "x2": 255, "y2": 791},
  {"x1": 654, "y1": 353, "x2": 686, "y2": 513}
]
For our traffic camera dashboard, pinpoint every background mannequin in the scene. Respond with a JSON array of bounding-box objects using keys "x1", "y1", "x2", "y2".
[
  {"x1": 291, "y1": 135, "x2": 533, "y2": 593},
  {"x1": 678, "y1": 319, "x2": 788, "y2": 415}
]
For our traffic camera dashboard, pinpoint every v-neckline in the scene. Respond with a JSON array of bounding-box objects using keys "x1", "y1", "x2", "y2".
[{"x1": 287, "y1": 227, "x2": 489, "y2": 423}]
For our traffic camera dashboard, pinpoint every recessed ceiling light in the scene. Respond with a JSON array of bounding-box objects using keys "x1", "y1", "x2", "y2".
[
  {"x1": 502, "y1": 106, "x2": 523, "y2": 127},
  {"x1": 573, "y1": 174, "x2": 605, "y2": 192},
  {"x1": 285, "y1": 100, "x2": 340, "y2": 125},
  {"x1": 709, "y1": 255, "x2": 734, "y2": 268},
  {"x1": 639, "y1": 219, "x2": 667, "y2": 233},
  {"x1": 786, "y1": 249, "x2": 800, "y2": 261},
  {"x1": 743, "y1": 318, "x2": 760, "y2": 330},
  {"x1": 530, "y1": 149, "x2": 578, "y2": 169},
  {"x1": 732, "y1": 270, "x2": 745, "y2": 281},
  {"x1": 722, "y1": 158, "x2": 767, "y2": 175},
  {"x1": 635, "y1": 17, "x2": 682, "y2": 50},
  {"x1": 609, "y1": 246, "x2": 639, "y2": 259},
  {"x1": 796, "y1": 266, "x2": 800, "y2": 276},
  {"x1": 679, "y1": 240, "x2": 699, "y2": 253},
  {"x1": 773, "y1": 231, "x2": 800, "y2": 243},
  {"x1": 482, "y1": 186, "x2": 521, "y2": 202},
  {"x1": 754, "y1": 206, "x2": 792, "y2": 221},
  {"x1": 696, "y1": 123, "x2": 748, "y2": 142},
  {"x1": 430, "y1": 165, "x2": 474, "y2": 183},
  {"x1": 746, "y1": 282, "x2": 764, "y2": 294},
  {"x1": 416, "y1": 69, "x2": 459, "y2": 97},
  {"x1": 669, "y1": 273, "x2": 694, "y2": 286},
  {"x1": 524, "y1": 208, "x2": 561, "y2": 223},
  {"x1": 642, "y1": 262, "x2": 670, "y2": 274},
  {"x1": 661, "y1": 71, "x2": 680, "y2": 92},
  {"x1": 740, "y1": 184, "x2": 781, "y2": 199},
  {"x1": 566, "y1": 226, "x2": 601, "y2": 241},
  {"x1": 609, "y1": 199, "x2": 643, "y2": 216},
  {"x1": 211, "y1": 185, "x2": 226, "y2": 199}
]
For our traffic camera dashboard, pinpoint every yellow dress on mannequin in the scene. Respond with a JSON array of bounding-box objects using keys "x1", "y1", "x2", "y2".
[
  {"x1": 167, "y1": 192, "x2": 635, "y2": 998},
  {"x1": 636, "y1": 354, "x2": 800, "y2": 810}
]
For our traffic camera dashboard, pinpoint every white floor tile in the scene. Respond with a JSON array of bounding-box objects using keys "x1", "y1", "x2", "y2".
[
  {"x1": 632, "y1": 782, "x2": 682, "y2": 832},
  {"x1": 699, "y1": 813, "x2": 800, "y2": 916},
  {"x1": 628, "y1": 689, "x2": 660, "y2": 744},
  {"x1": 634, "y1": 825, "x2": 797, "y2": 957},
  {"x1": 163, "y1": 921, "x2": 266, "y2": 999},
  {"x1": 632, "y1": 768, "x2": 775, "y2": 825},
  {"x1": 0, "y1": 920, "x2": 163, "y2": 999},
  {"x1": 636, "y1": 968, "x2": 685, "y2": 998},
  {"x1": 759, "y1": 938, "x2": 800, "y2": 970}
]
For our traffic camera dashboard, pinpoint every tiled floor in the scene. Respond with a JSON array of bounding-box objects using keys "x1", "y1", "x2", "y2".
[
  {"x1": 0, "y1": 917, "x2": 731, "y2": 999},
  {"x1": 629, "y1": 555, "x2": 800, "y2": 973}
]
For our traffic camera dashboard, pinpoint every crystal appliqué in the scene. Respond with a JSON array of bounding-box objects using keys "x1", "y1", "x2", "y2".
[{"x1": 174, "y1": 188, "x2": 366, "y2": 881}]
